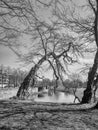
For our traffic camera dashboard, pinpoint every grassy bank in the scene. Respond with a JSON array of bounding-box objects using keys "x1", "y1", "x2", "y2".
[{"x1": 0, "y1": 100, "x2": 98, "y2": 130}]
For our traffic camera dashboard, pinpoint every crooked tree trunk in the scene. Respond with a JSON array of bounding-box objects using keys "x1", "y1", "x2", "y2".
[
  {"x1": 81, "y1": 50, "x2": 98, "y2": 103},
  {"x1": 17, "y1": 56, "x2": 48, "y2": 98},
  {"x1": 16, "y1": 52, "x2": 62, "y2": 99}
]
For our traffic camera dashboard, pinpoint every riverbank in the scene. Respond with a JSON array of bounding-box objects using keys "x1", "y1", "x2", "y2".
[{"x1": 0, "y1": 99, "x2": 98, "y2": 130}]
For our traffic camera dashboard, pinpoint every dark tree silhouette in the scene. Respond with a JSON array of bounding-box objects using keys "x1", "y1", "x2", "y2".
[{"x1": 81, "y1": 0, "x2": 98, "y2": 103}]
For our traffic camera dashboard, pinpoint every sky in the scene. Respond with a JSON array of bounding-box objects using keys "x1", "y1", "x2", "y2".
[{"x1": 0, "y1": 45, "x2": 19, "y2": 68}]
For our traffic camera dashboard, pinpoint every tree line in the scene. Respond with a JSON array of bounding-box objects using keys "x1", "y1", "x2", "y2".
[
  {"x1": 0, "y1": 65, "x2": 27, "y2": 88},
  {"x1": 0, "y1": 64, "x2": 86, "y2": 90},
  {"x1": 37, "y1": 78, "x2": 86, "y2": 89}
]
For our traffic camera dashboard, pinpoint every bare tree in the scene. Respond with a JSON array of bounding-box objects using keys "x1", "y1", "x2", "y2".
[
  {"x1": 8, "y1": 0, "x2": 82, "y2": 98},
  {"x1": 0, "y1": 0, "x2": 85, "y2": 99},
  {"x1": 81, "y1": 0, "x2": 98, "y2": 103},
  {"x1": 53, "y1": 0, "x2": 98, "y2": 103}
]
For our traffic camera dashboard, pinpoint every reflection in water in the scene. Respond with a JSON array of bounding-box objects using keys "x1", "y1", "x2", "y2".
[{"x1": 34, "y1": 91, "x2": 79, "y2": 103}]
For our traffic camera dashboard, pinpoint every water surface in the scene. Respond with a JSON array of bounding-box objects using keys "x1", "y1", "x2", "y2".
[{"x1": 34, "y1": 91, "x2": 79, "y2": 103}]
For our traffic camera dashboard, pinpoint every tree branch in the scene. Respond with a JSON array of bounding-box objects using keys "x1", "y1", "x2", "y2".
[
  {"x1": 57, "y1": 42, "x2": 72, "y2": 58},
  {"x1": 88, "y1": 0, "x2": 96, "y2": 14}
]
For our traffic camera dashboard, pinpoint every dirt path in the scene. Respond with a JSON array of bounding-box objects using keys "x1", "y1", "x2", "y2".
[{"x1": 0, "y1": 100, "x2": 98, "y2": 130}]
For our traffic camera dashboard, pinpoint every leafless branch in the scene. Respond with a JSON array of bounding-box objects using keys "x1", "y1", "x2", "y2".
[{"x1": 88, "y1": 0, "x2": 96, "y2": 14}]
